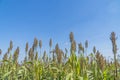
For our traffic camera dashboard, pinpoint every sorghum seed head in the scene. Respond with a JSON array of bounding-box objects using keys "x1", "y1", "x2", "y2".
[
  {"x1": 69, "y1": 32, "x2": 74, "y2": 43},
  {"x1": 93, "y1": 46, "x2": 96, "y2": 54},
  {"x1": 110, "y1": 32, "x2": 117, "y2": 54},
  {"x1": 10, "y1": 40, "x2": 13, "y2": 50},
  {"x1": 25, "y1": 42, "x2": 29, "y2": 52},
  {"x1": 78, "y1": 43, "x2": 83, "y2": 52},
  {"x1": 33, "y1": 37, "x2": 38, "y2": 48},
  {"x1": 39, "y1": 40, "x2": 42, "y2": 49},
  {"x1": 55, "y1": 43, "x2": 59, "y2": 54},
  {"x1": 0, "y1": 49, "x2": 2, "y2": 55},
  {"x1": 71, "y1": 40, "x2": 76, "y2": 52},
  {"x1": 85, "y1": 40, "x2": 88, "y2": 48},
  {"x1": 49, "y1": 38, "x2": 52, "y2": 48}
]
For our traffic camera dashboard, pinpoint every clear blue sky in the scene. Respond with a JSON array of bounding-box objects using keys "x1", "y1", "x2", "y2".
[{"x1": 0, "y1": 0, "x2": 120, "y2": 60}]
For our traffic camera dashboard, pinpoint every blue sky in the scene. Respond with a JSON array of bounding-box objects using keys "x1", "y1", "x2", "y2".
[{"x1": 0, "y1": 0, "x2": 120, "y2": 60}]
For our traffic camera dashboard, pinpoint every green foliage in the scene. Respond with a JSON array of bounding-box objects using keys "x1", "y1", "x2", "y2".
[{"x1": 0, "y1": 32, "x2": 120, "y2": 80}]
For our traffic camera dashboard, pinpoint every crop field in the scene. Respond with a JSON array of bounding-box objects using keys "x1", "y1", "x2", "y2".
[{"x1": 0, "y1": 32, "x2": 119, "y2": 80}]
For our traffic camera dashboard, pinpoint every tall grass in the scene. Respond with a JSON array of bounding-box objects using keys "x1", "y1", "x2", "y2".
[{"x1": 0, "y1": 32, "x2": 120, "y2": 80}]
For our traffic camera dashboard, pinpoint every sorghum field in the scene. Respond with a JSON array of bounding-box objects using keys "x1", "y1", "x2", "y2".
[{"x1": 0, "y1": 32, "x2": 120, "y2": 80}]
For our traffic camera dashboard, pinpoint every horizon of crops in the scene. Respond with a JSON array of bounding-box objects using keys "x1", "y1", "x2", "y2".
[{"x1": 0, "y1": 32, "x2": 120, "y2": 80}]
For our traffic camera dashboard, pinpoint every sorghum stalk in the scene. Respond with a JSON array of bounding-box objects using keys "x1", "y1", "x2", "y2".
[{"x1": 110, "y1": 32, "x2": 118, "y2": 79}]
